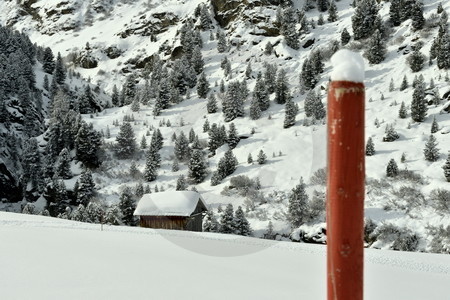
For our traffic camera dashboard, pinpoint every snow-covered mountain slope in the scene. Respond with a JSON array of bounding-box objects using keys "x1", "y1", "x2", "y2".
[
  {"x1": 1, "y1": 212, "x2": 450, "y2": 299},
  {"x1": 1, "y1": 0, "x2": 450, "y2": 250}
]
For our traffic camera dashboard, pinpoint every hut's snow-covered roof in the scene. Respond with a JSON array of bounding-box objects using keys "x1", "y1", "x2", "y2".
[{"x1": 133, "y1": 191, "x2": 205, "y2": 216}]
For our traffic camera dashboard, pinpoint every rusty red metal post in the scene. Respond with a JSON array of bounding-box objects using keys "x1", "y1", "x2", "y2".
[{"x1": 327, "y1": 81, "x2": 365, "y2": 300}]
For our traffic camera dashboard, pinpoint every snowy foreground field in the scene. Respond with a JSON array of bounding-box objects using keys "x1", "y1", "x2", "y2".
[{"x1": 1, "y1": 212, "x2": 450, "y2": 300}]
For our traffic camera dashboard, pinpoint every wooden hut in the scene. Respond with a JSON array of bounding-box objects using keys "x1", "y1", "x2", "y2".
[{"x1": 133, "y1": 191, "x2": 208, "y2": 232}]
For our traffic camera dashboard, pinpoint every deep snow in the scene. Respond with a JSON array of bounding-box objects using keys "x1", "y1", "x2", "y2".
[{"x1": 1, "y1": 212, "x2": 450, "y2": 300}]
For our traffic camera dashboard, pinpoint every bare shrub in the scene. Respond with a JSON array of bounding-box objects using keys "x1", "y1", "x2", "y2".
[
  {"x1": 429, "y1": 189, "x2": 450, "y2": 214},
  {"x1": 371, "y1": 223, "x2": 420, "y2": 251},
  {"x1": 364, "y1": 218, "x2": 377, "y2": 244},
  {"x1": 391, "y1": 185, "x2": 425, "y2": 212},
  {"x1": 310, "y1": 167, "x2": 327, "y2": 186},
  {"x1": 308, "y1": 190, "x2": 325, "y2": 220},
  {"x1": 395, "y1": 169, "x2": 426, "y2": 184},
  {"x1": 427, "y1": 225, "x2": 450, "y2": 254}
]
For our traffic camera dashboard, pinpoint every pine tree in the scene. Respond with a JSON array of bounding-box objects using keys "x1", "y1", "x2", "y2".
[
  {"x1": 234, "y1": 206, "x2": 252, "y2": 236},
  {"x1": 140, "y1": 135, "x2": 147, "y2": 149},
  {"x1": 176, "y1": 175, "x2": 188, "y2": 191},
  {"x1": 365, "y1": 137, "x2": 375, "y2": 156},
  {"x1": 54, "y1": 148, "x2": 72, "y2": 179},
  {"x1": 400, "y1": 75, "x2": 408, "y2": 91},
  {"x1": 202, "y1": 210, "x2": 219, "y2": 232},
  {"x1": 223, "y1": 81, "x2": 244, "y2": 122},
  {"x1": 131, "y1": 97, "x2": 140, "y2": 112},
  {"x1": 197, "y1": 72, "x2": 210, "y2": 98},
  {"x1": 191, "y1": 46, "x2": 204, "y2": 74},
  {"x1": 227, "y1": 123, "x2": 240, "y2": 149},
  {"x1": 203, "y1": 119, "x2": 210, "y2": 132},
  {"x1": 263, "y1": 221, "x2": 276, "y2": 239},
  {"x1": 172, "y1": 159, "x2": 180, "y2": 172},
  {"x1": 365, "y1": 29, "x2": 386, "y2": 64},
  {"x1": 389, "y1": 0, "x2": 402, "y2": 26},
  {"x1": 352, "y1": 0, "x2": 379, "y2": 40},
  {"x1": 317, "y1": 14, "x2": 325, "y2": 25},
  {"x1": 409, "y1": 48, "x2": 425, "y2": 72},
  {"x1": 281, "y1": 7, "x2": 300, "y2": 50},
  {"x1": 284, "y1": 97, "x2": 297, "y2": 128},
  {"x1": 76, "y1": 169, "x2": 95, "y2": 206},
  {"x1": 54, "y1": 52, "x2": 66, "y2": 85},
  {"x1": 386, "y1": 158, "x2": 399, "y2": 177},
  {"x1": 79, "y1": 85, "x2": 96, "y2": 114},
  {"x1": 188, "y1": 149, "x2": 208, "y2": 183},
  {"x1": 431, "y1": 117, "x2": 439, "y2": 133},
  {"x1": 245, "y1": 62, "x2": 252, "y2": 79},
  {"x1": 206, "y1": 93, "x2": 218, "y2": 113},
  {"x1": 275, "y1": 69, "x2": 290, "y2": 104},
  {"x1": 144, "y1": 150, "x2": 158, "y2": 182},
  {"x1": 264, "y1": 41, "x2": 273, "y2": 55},
  {"x1": 264, "y1": 63, "x2": 277, "y2": 94},
  {"x1": 111, "y1": 85, "x2": 120, "y2": 106},
  {"x1": 287, "y1": 178, "x2": 309, "y2": 227},
  {"x1": 219, "y1": 203, "x2": 235, "y2": 234},
  {"x1": 424, "y1": 134, "x2": 440, "y2": 162},
  {"x1": 247, "y1": 153, "x2": 253, "y2": 164},
  {"x1": 75, "y1": 121, "x2": 103, "y2": 169},
  {"x1": 135, "y1": 182, "x2": 144, "y2": 198},
  {"x1": 443, "y1": 152, "x2": 450, "y2": 182},
  {"x1": 383, "y1": 124, "x2": 400, "y2": 142},
  {"x1": 174, "y1": 131, "x2": 190, "y2": 161},
  {"x1": 119, "y1": 187, "x2": 136, "y2": 226},
  {"x1": 22, "y1": 138, "x2": 43, "y2": 191},
  {"x1": 257, "y1": 150, "x2": 267, "y2": 165},
  {"x1": 411, "y1": 82, "x2": 427, "y2": 122},
  {"x1": 42, "y1": 47, "x2": 55, "y2": 74},
  {"x1": 389, "y1": 78, "x2": 395, "y2": 92},
  {"x1": 216, "y1": 149, "x2": 238, "y2": 180},
  {"x1": 399, "y1": 101, "x2": 408, "y2": 118},
  {"x1": 122, "y1": 74, "x2": 137, "y2": 105},
  {"x1": 115, "y1": 122, "x2": 136, "y2": 159},
  {"x1": 328, "y1": 0, "x2": 338, "y2": 22},
  {"x1": 313, "y1": 96, "x2": 325, "y2": 120},
  {"x1": 254, "y1": 72, "x2": 270, "y2": 111},
  {"x1": 411, "y1": 0, "x2": 425, "y2": 31},
  {"x1": 217, "y1": 31, "x2": 227, "y2": 53},
  {"x1": 249, "y1": 97, "x2": 262, "y2": 120},
  {"x1": 129, "y1": 161, "x2": 139, "y2": 179},
  {"x1": 437, "y1": 33, "x2": 450, "y2": 69},
  {"x1": 341, "y1": 28, "x2": 351, "y2": 45}
]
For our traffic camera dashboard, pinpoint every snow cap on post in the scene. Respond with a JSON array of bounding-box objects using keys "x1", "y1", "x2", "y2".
[{"x1": 330, "y1": 49, "x2": 364, "y2": 82}]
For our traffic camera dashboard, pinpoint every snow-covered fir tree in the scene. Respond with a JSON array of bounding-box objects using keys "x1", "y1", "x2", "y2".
[
  {"x1": 284, "y1": 97, "x2": 298, "y2": 128},
  {"x1": 399, "y1": 101, "x2": 408, "y2": 119},
  {"x1": 202, "y1": 210, "x2": 219, "y2": 232},
  {"x1": 234, "y1": 206, "x2": 252, "y2": 236},
  {"x1": 275, "y1": 69, "x2": 290, "y2": 104},
  {"x1": 257, "y1": 150, "x2": 267, "y2": 165},
  {"x1": 365, "y1": 29, "x2": 386, "y2": 64},
  {"x1": 281, "y1": 7, "x2": 300, "y2": 50},
  {"x1": 386, "y1": 159, "x2": 399, "y2": 177},
  {"x1": 119, "y1": 186, "x2": 136, "y2": 226},
  {"x1": 443, "y1": 152, "x2": 450, "y2": 182},
  {"x1": 227, "y1": 123, "x2": 240, "y2": 149},
  {"x1": 206, "y1": 93, "x2": 218, "y2": 113},
  {"x1": 423, "y1": 134, "x2": 440, "y2": 162},
  {"x1": 115, "y1": 122, "x2": 136, "y2": 159},
  {"x1": 197, "y1": 72, "x2": 210, "y2": 98},
  {"x1": 219, "y1": 203, "x2": 235, "y2": 234},
  {"x1": 352, "y1": 0, "x2": 379, "y2": 40},
  {"x1": 411, "y1": 81, "x2": 427, "y2": 122},
  {"x1": 366, "y1": 137, "x2": 375, "y2": 156},
  {"x1": 76, "y1": 169, "x2": 95, "y2": 206},
  {"x1": 54, "y1": 148, "x2": 72, "y2": 179},
  {"x1": 287, "y1": 178, "x2": 309, "y2": 228},
  {"x1": 176, "y1": 175, "x2": 188, "y2": 191},
  {"x1": 188, "y1": 150, "x2": 208, "y2": 183}
]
